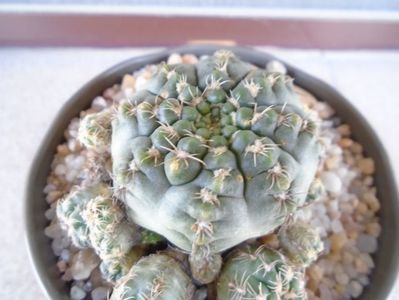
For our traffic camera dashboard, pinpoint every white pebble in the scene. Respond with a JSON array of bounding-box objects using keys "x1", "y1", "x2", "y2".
[
  {"x1": 319, "y1": 283, "x2": 333, "y2": 300},
  {"x1": 51, "y1": 238, "x2": 65, "y2": 256},
  {"x1": 167, "y1": 53, "x2": 183, "y2": 64},
  {"x1": 44, "y1": 223, "x2": 62, "y2": 239},
  {"x1": 331, "y1": 219, "x2": 344, "y2": 233},
  {"x1": 266, "y1": 60, "x2": 287, "y2": 74},
  {"x1": 348, "y1": 280, "x2": 363, "y2": 298},
  {"x1": 321, "y1": 171, "x2": 342, "y2": 193},
  {"x1": 60, "y1": 249, "x2": 71, "y2": 262},
  {"x1": 92, "y1": 96, "x2": 108, "y2": 110},
  {"x1": 44, "y1": 207, "x2": 56, "y2": 220},
  {"x1": 83, "y1": 281, "x2": 93, "y2": 292},
  {"x1": 91, "y1": 287, "x2": 109, "y2": 300},
  {"x1": 70, "y1": 250, "x2": 100, "y2": 280},
  {"x1": 70, "y1": 286, "x2": 86, "y2": 300},
  {"x1": 356, "y1": 234, "x2": 378, "y2": 253},
  {"x1": 54, "y1": 164, "x2": 67, "y2": 176}
]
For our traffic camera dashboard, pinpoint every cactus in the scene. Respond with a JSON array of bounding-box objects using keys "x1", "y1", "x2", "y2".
[
  {"x1": 57, "y1": 183, "x2": 165, "y2": 281},
  {"x1": 108, "y1": 50, "x2": 322, "y2": 281},
  {"x1": 110, "y1": 254, "x2": 195, "y2": 300},
  {"x1": 78, "y1": 109, "x2": 113, "y2": 151},
  {"x1": 217, "y1": 244, "x2": 307, "y2": 300},
  {"x1": 278, "y1": 221, "x2": 324, "y2": 267}
]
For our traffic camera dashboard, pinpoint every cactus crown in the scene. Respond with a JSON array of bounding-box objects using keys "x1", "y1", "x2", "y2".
[{"x1": 111, "y1": 50, "x2": 321, "y2": 260}]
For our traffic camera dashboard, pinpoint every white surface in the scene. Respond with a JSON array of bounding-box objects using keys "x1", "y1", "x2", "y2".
[{"x1": 0, "y1": 47, "x2": 398, "y2": 299}]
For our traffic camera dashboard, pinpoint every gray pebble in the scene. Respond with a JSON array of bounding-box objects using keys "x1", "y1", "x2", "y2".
[
  {"x1": 356, "y1": 234, "x2": 378, "y2": 253},
  {"x1": 70, "y1": 286, "x2": 86, "y2": 300}
]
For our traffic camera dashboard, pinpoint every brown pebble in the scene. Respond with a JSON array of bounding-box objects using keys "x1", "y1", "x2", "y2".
[
  {"x1": 354, "y1": 257, "x2": 370, "y2": 274},
  {"x1": 46, "y1": 190, "x2": 64, "y2": 204},
  {"x1": 355, "y1": 202, "x2": 368, "y2": 214},
  {"x1": 182, "y1": 54, "x2": 199, "y2": 64},
  {"x1": 338, "y1": 138, "x2": 353, "y2": 148},
  {"x1": 363, "y1": 193, "x2": 380, "y2": 212},
  {"x1": 57, "y1": 260, "x2": 67, "y2": 273},
  {"x1": 325, "y1": 156, "x2": 339, "y2": 170},
  {"x1": 308, "y1": 265, "x2": 324, "y2": 283},
  {"x1": 121, "y1": 74, "x2": 136, "y2": 91},
  {"x1": 358, "y1": 158, "x2": 375, "y2": 175},
  {"x1": 366, "y1": 222, "x2": 382, "y2": 237},
  {"x1": 57, "y1": 144, "x2": 70, "y2": 156},
  {"x1": 337, "y1": 124, "x2": 351, "y2": 136},
  {"x1": 329, "y1": 233, "x2": 348, "y2": 253},
  {"x1": 350, "y1": 142, "x2": 363, "y2": 154}
]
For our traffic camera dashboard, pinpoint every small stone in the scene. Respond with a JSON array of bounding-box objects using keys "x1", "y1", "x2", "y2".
[
  {"x1": 57, "y1": 260, "x2": 67, "y2": 272},
  {"x1": 348, "y1": 280, "x2": 363, "y2": 298},
  {"x1": 338, "y1": 138, "x2": 353, "y2": 148},
  {"x1": 337, "y1": 124, "x2": 351, "y2": 136},
  {"x1": 62, "y1": 269, "x2": 73, "y2": 281},
  {"x1": 350, "y1": 142, "x2": 363, "y2": 154},
  {"x1": 167, "y1": 53, "x2": 183, "y2": 64},
  {"x1": 52, "y1": 238, "x2": 65, "y2": 256},
  {"x1": 266, "y1": 60, "x2": 287, "y2": 74},
  {"x1": 356, "y1": 234, "x2": 378, "y2": 253},
  {"x1": 61, "y1": 249, "x2": 71, "y2": 262},
  {"x1": 364, "y1": 193, "x2": 380, "y2": 212},
  {"x1": 329, "y1": 232, "x2": 348, "y2": 253},
  {"x1": 44, "y1": 222, "x2": 62, "y2": 239},
  {"x1": 335, "y1": 271, "x2": 350, "y2": 286},
  {"x1": 325, "y1": 156, "x2": 339, "y2": 170},
  {"x1": 319, "y1": 283, "x2": 333, "y2": 300},
  {"x1": 354, "y1": 256, "x2": 370, "y2": 274},
  {"x1": 89, "y1": 267, "x2": 106, "y2": 287},
  {"x1": 357, "y1": 275, "x2": 370, "y2": 286},
  {"x1": 331, "y1": 219, "x2": 344, "y2": 233},
  {"x1": 366, "y1": 222, "x2": 381, "y2": 237},
  {"x1": 192, "y1": 287, "x2": 208, "y2": 300},
  {"x1": 70, "y1": 249, "x2": 101, "y2": 280},
  {"x1": 57, "y1": 144, "x2": 70, "y2": 156},
  {"x1": 44, "y1": 207, "x2": 56, "y2": 220},
  {"x1": 46, "y1": 190, "x2": 63, "y2": 204},
  {"x1": 83, "y1": 281, "x2": 93, "y2": 292},
  {"x1": 182, "y1": 54, "x2": 199, "y2": 64},
  {"x1": 307, "y1": 265, "x2": 324, "y2": 283},
  {"x1": 70, "y1": 285, "x2": 86, "y2": 300},
  {"x1": 358, "y1": 158, "x2": 375, "y2": 175},
  {"x1": 321, "y1": 171, "x2": 342, "y2": 193},
  {"x1": 91, "y1": 287, "x2": 109, "y2": 300},
  {"x1": 54, "y1": 164, "x2": 67, "y2": 176},
  {"x1": 91, "y1": 96, "x2": 109, "y2": 110},
  {"x1": 121, "y1": 74, "x2": 136, "y2": 91}
]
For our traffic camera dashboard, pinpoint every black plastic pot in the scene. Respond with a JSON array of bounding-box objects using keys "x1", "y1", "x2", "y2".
[{"x1": 25, "y1": 45, "x2": 399, "y2": 300}]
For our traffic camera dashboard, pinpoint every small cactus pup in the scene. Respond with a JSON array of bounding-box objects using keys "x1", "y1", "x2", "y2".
[
  {"x1": 278, "y1": 221, "x2": 324, "y2": 268},
  {"x1": 78, "y1": 108, "x2": 113, "y2": 152},
  {"x1": 111, "y1": 254, "x2": 196, "y2": 300},
  {"x1": 57, "y1": 183, "x2": 165, "y2": 281},
  {"x1": 110, "y1": 50, "x2": 322, "y2": 283},
  {"x1": 217, "y1": 244, "x2": 307, "y2": 300}
]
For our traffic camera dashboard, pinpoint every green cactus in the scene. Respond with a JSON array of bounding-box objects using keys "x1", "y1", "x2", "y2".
[
  {"x1": 108, "y1": 50, "x2": 321, "y2": 282},
  {"x1": 57, "y1": 183, "x2": 165, "y2": 281},
  {"x1": 217, "y1": 244, "x2": 307, "y2": 300},
  {"x1": 305, "y1": 178, "x2": 325, "y2": 204},
  {"x1": 78, "y1": 109, "x2": 113, "y2": 151},
  {"x1": 110, "y1": 254, "x2": 195, "y2": 300},
  {"x1": 278, "y1": 221, "x2": 324, "y2": 267}
]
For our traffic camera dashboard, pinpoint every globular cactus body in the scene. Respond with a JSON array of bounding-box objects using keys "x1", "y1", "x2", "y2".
[
  {"x1": 217, "y1": 244, "x2": 307, "y2": 300},
  {"x1": 110, "y1": 50, "x2": 322, "y2": 280},
  {"x1": 111, "y1": 254, "x2": 195, "y2": 300}
]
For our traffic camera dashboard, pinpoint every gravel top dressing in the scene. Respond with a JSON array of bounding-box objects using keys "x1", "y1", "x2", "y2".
[{"x1": 42, "y1": 52, "x2": 380, "y2": 300}]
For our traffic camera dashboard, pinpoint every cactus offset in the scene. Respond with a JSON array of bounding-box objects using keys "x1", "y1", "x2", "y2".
[
  {"x1": 278, "y1": 221, "x2": 324, "y2": 267},
  {"x1": 109, "y1": 50, "x2": 321, "y2": 281},
  {"x1": 78, "y1": 109, "x2": 113, "y2": 151},
  {"x1": 111, "y1": 254, "x2": 195, "y2": 300},
  {"x1": 57, "y1": 183, "x2": 165, "y2": 281},
  {"x1": 217, "y1": 244, "x2": 307, "y2": 300}
]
